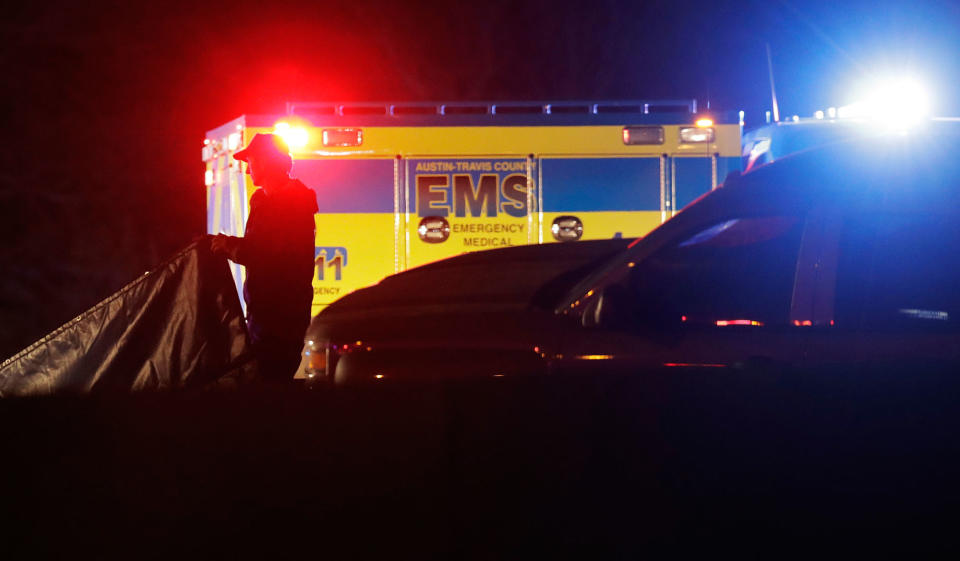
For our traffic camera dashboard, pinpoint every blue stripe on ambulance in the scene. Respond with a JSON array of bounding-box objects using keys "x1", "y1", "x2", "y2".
[
  {"x1": 673, "y1": 157, "x2": 711, "y2": 210},
  {"x1": 717, "y1": 156, "x2": 740, "y2": 186},
  {"x1": 540, "y1": 157, "x2": 661, "y2": 211},
  {"x1": 672, "y1": 156, "x2": 741, "y2": 211},
  {"x1": 293, "y1": 159, "x2": 395, "y2": 213}
]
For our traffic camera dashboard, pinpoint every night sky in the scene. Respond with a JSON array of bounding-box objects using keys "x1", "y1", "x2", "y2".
[{"x1": 2, "y1": 0, "x2": 959, "y2": 358}]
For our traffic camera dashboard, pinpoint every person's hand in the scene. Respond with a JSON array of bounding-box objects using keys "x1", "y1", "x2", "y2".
[{"x1": 211, "y1": 234, "x2": 240, "y2": 261}]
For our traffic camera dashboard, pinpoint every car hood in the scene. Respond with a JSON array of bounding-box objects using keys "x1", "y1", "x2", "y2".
[{"x1": 314, "y1": 238, "x2": 630, "y2": 325}]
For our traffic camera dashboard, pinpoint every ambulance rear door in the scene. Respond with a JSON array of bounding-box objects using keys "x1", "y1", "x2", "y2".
[
  {"x1": 538, "y1": 155, "x2": 665, "y2": 243},
  {"x1": 668, "y1": 123, "x2": 741, "y2": 215}
]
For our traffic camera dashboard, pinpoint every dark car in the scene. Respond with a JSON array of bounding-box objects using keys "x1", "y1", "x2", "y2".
[{"x1": 304, "y1": 122, "x2": 960, "y2": 385}]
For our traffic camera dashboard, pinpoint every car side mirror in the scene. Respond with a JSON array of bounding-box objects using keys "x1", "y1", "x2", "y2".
[
  {"x1": 582, "y1": 284, "x2": 642, "y2": 331},
  {"x1": 583, "y1": 284, "x2": 682, "y2": 334}
]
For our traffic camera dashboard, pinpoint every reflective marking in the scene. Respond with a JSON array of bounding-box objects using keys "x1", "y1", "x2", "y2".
[
  {"x1": 660, "y1": 153, "x2": 668, "y2": 222},
  {"x1": 394, "y1": 156, "x2": 401, "y2": 273},
  {"x1": 711, "y1": 153, "x2": 718, "y2": 189},
  {"x1": 212, "y1": 167, "x2": 223, "y2": 234},
  {"x1": 527, "y1": 155, "x2": 536, "y2": 244}
]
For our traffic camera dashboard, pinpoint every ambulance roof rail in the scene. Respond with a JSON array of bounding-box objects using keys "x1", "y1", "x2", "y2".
[{"x1": 285, "y1": 100, "x2": 699, "y2": 117}]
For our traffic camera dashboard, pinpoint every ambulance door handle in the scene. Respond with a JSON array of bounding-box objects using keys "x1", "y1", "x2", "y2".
[
  {"x1": 551, "y1": 216, "x2": 583, "y2": 242},
  {"x1": 418, "y1": 216, "x2": 450, "y2": 243}
]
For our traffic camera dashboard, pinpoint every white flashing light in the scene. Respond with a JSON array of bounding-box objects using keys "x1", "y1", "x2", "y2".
[
  {"x1": 814, "y1": 110, "x2": 824, "y2": 120},
  {"x1": 839, "y1": 77, "x2": 932, "y2": 127},
  {"x1": 827, "y1": 107, "x2": 837, "y2": 119},
  {"x1": 227, "y1": 132, "x2": 241, "y2": 151},
  {"x1": 322, "y1": 128, "x2": 363, "y2": 147},
  {"x1": 273, "y1": 121, "x2": 310, "y2": 150},
  {"x1": 204, "y1": 169, "x2": 214, "y2": 187},
  {"x1": 679, "y1": 126, "x2": 715, "y2": 143}
]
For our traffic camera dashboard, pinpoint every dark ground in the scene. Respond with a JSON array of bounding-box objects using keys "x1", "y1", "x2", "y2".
[{"x1": 4, "y1": 363, "x2": 960, "y2": 558}]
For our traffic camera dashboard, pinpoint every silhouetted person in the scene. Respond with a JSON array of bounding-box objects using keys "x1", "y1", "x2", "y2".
[{"x1": 212, "y1": 134, "x2": 318, "y2": 382}]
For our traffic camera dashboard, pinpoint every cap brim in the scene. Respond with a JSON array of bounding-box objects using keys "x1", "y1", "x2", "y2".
[{"x1": 233, "y1": 148, "x2": 250, "y2": 162}]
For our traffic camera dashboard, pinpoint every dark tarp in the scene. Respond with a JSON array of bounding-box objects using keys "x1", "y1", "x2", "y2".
[{"x1": 0, "y1": 238, "x2": 253, "y2": 397}]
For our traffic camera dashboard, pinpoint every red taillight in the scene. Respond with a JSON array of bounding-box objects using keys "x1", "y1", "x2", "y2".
[
  {"x1": 308, "y1": 348, "x2": 327, "y2": 372},
  {"x1": 622, "y1": 125, "x2": 664, "y2": 145}
]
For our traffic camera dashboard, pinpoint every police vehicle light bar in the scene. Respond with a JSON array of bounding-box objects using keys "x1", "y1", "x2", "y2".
[{"x1": 837, "y1": 77, "x2": 931, "y2": 127}]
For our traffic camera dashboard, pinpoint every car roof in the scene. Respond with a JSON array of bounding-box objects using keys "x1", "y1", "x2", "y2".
[{"x1": 728, "y1": 120, "x2": 960, "y2": 216}]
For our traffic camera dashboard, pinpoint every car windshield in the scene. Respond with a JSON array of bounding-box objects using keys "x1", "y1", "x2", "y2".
[
  {"x1": 560, "y1": 205, "x2": 805, "y2": 319},
  {"x1": 625, "y1": 215, "x2": 803, "y2": 326}
]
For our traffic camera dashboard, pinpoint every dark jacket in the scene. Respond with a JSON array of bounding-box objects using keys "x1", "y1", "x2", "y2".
[{"x1": 233, "y1": 178, "x2": 318, "y2": 341}]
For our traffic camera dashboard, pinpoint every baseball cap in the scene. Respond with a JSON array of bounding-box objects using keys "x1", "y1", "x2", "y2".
[{"x1": 233, "y1": 133, "x2": 291, "y2": 162}]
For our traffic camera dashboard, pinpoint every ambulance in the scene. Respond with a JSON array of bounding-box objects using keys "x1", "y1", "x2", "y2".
[{"x1": 202, "y1": 101, "x2": 742, "y2": 316}]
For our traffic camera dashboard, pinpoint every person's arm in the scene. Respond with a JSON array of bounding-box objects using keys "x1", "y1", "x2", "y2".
[
  {"x1": 211, "y1": 234, "x2": 245, "y2": 263},
  {"x1": 211, "y1": 190, "x2": 266, "y2": 265},
  {"x1": 231, "y1": 215, "x2": 312, "y2": 269},
  {"x1": 212, "y1": 189, "x2": 315, "y2": 268}
]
